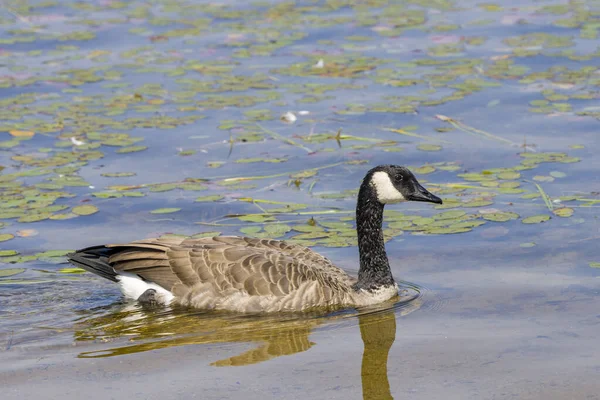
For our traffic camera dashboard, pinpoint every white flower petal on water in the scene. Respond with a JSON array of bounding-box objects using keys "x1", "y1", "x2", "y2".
[
  {"x1": 70, "y1": 137, "x2": 85, "y2": 146},
  {"x1": 280, "y1": 111, "x2": 297, "y2": 123}
]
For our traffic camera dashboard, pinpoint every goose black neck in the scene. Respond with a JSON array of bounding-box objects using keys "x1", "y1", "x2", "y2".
[{"x1": 354, "y1": 180, "x2": 394, "y2": 291}]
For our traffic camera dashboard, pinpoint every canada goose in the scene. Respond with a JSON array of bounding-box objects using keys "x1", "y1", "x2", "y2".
[{"x1": 68, "y1": 165, "x2": 442, "y2": 312}]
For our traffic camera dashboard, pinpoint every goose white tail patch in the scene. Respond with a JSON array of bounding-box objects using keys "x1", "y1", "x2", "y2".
[
  {"x1": 370, "y1": 171, "x2": 406, "y2": 204},
  {"x1": 117, "y1": 272, "x2": 174, "y2": 304}
]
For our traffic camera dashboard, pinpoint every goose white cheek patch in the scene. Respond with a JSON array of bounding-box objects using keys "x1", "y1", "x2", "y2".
[{"x1": 370, "y1": 171, "x2": 406, "y2": 204}]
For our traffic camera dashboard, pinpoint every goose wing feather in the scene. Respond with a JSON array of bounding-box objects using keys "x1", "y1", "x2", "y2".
[{"x1": 105, "y1": 236, "x2": 354, "y2": 308}]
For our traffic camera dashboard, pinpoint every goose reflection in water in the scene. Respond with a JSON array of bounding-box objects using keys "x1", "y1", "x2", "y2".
[{"x1": 75, "y1": 295, "x2": 419, "y2": 397}]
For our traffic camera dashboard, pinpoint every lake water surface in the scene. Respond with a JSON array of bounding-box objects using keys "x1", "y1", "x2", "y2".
[{"x1": 1, "y1": 1, "x2": 599, "y2": 399}]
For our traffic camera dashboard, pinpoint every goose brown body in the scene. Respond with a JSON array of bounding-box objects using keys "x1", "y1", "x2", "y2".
[
  {"x1": 83, "y1": 236, "x2": 376, "y2": 312},
  {"x1": 69, "y1": 165, "x2": 442, "y2": 313}
]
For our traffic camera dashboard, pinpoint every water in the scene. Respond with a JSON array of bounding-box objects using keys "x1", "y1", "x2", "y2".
[{"x1": 1, "y1": 0, "x2": 600, "y2": 399}]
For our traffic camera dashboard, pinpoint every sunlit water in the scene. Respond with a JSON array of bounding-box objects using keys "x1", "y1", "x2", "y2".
[{"x1": 1, "y1": 0, "x2": 600, "y2": 399}]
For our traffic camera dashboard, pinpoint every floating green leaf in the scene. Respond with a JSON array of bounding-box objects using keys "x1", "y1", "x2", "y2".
[
  {"x1": 0, "y1": 233, "x2": 14, "y2": 242},
  {"x1": 424, "y1": 227, "x2": 472, "y2": 235},
  {"x1": 236, "y1": 157, "x2": 288, "y2": 164},
  {"x1": 50, "y1": 213, "x2": 79, "y2": 220},
  {"x1": 433, "y1": 210, "x2": 467, "y2": 220},
  {"x1": 520, "y1": 242, "x2": 536, "y2": 248},
  {"x1": 116, "y1": 146, "x2": 148, "y2": 154},
  {"x1": 0, "y1": 279, "x2": 53, "y2": 285},
  {"x1": 149, "y1": 183, "x2": 179, "y2": 192},
  {"x1": 448, "y1": 220, "x2": 486, "y2": 229},
  {"x1": 0, "y1": 268, "x2": 25, "y2": 278},
  {"x1": 417, "y1": 144, "x2": 442, "y2": 152},
  {"x1": 195, "y1": 195, "x2": 224, "y2": 202},
  {"x1": 463, "y1": 200, "x2": 494, "y2": 208},
  {"x1": 497, "y1": 171, "x2": 520, "y2": 180},
  {"x1": 237, "y1": 214, "x2": 276, "y2": 223},
  {"x1": 18, "y1": 213, "x2": 52, "y2": 223},
  {"x1": 72, "y1": 205, "x2": 99, "y2": 216},
  {"x1": 58, "y1": 267, "x2": 86, "y2": 274},
  {"x1": 36, "y1": 250, "x2": 72, "y2": 258},
  {"x1": 533, "y1": 175, "x2": 554, "y2": 182},
  {"x1": 411, "y1": 165, "x2": 435, "y2": 176},
  {"x1": 553, "y1": 208, "x2": 574, "y2": 217},
  {"x1": 482, "y1": 212, "x2": 519, "y2": 222},
  {"x1": 522, "y1": 215, "x2": 551, "y2": 224},
  {"x1": 101, "y1": 172, "x2": 136, "y2": 177},
  {"x1": 240, "y1": 226, "x2": 262, "y2": 236},
  {"x1": 179, "y1": 183, "x2": 207, "y2": 191},
  {"x1": 150, "y1": 208, "x2": 181, "y2": 214}
]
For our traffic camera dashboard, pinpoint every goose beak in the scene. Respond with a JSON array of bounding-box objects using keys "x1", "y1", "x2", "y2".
[{"x1": 407, "y1": 183, "x2": 443, "y2": 204}]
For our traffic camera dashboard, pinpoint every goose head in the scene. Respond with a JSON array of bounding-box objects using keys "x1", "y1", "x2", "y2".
[{"x1": 367, "y1": 165, "x2": 442, "y2": 205}]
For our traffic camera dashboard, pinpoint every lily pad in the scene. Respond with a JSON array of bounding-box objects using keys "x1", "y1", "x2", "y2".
[
  {"x1": 195, "y1": 195, "x2": 224, "y2": 202},
  {"x1": 433, "y1": 210, "x2": 467, "y2": 220},
  {"x1": 101, "y1": 172, "x2": 137, "y2": 177},
  {"x1": 58, "y1": 267, "x2": 86, "y2": 274},
  {"x1": 236, "y1": 157, "x2": 288, "y2": 164},
  {"x1": 18, "y1": 213, "x2": 52, "y2": 223},
  {"x1": 413, "y1": 165, "x2": 436, "y2": 174},
  {"x1": 0, "y1": 268, "x2": 25, "y2": 278},
  {"x1": 448, "y1": 220, "x2": 487, "y2": 229},
  {"x1": 240, "y1": 226, "x2": 262, "y2": 236},
  {"x1": 50, "y1": 213, "x2": 79, "y2": 220},
  {"x1": 150, "y1": 208, "x2": 181, "y2": 214},
  {"x1": 116, "y1": 146, "x2": 148, "y2": 154},
  {"x1": 0, "y1": 279, "x2": 53, "y2": 285},
  {"x1": 522, "y1": 215, "x2": 551, "y2": 224},
  {"x1": 36, "y1": 250, "x2": 72, "y2": 258},
  {"x1": 416, "y1": 144, "x2": 442, "y2": 152},
  {"x1": 533, "y1": 175, "x2": 554, "y2": 182},
  {"x1": 497, "y1": 171, "x2": 520, "y2": 180},
  {"x1": 424, "y1": 227, "x2": 472, "y2": 235},
  {"x1": 463, "y1": 200, "x2": 494, "y2": 208},
  {"x1": 0, "y1": 233, "x2": 14, "y2": 242},
  {"x1": 238, "y1": 214, "x2": 276, "y2": 223},
  {"x1": 520, "y1": 242, "x2": 536, "y2": 248},
  {"x1": 482, "y1": 212, "x2": 520, "y2": 222},
  {"x1": 553, "y1": 208, "x2": 574, "y2": 217},
  {"x1": 72, "y1": 205, "x2": 99, "y2": 216}
]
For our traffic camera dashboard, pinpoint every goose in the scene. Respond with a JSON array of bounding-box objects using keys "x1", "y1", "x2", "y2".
[{"x1": 68, "y1": 165, "x2": 442, "y2": 313}]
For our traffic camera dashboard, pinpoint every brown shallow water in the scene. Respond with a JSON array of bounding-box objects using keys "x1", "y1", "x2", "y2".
[{"x1": 2, "y1": 0, "x2": 600, "y2": 399}]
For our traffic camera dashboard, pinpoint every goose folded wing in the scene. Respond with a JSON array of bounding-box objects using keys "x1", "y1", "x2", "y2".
[
  {"x1": 167, "y1": 245, "x2": 316, "y2": 297},
  {"x1": 105, "y1": 237, "x2": 327, "y2": 297}
]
